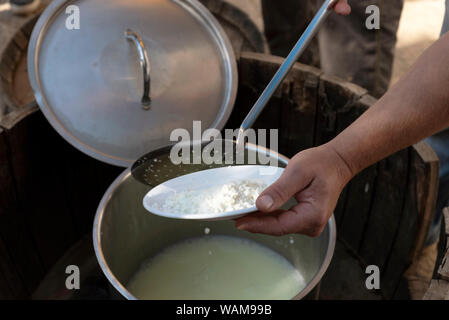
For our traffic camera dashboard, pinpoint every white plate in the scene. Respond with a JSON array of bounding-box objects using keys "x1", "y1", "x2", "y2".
[{"x1": 143, "y1": 165, "x2": 284, "y2": 221}]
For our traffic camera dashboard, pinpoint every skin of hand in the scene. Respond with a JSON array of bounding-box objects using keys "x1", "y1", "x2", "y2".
[
  {"x1": 236, "y1": 32, "x2": 449, "y2": 237},
  {"x1": 235, "y1": 145, "x2": 353, "y2": 237},
  {"x1": 334, "y1": 0, "x2": 351, "y2": 15}
]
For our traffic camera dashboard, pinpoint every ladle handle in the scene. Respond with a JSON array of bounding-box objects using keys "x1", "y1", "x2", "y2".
[
  {"x1": 237, "y1": 0, "x2": 338, "y2": 141},
  {"x1": 125, "y1": 29, "x2": 152, "y2": 110}
]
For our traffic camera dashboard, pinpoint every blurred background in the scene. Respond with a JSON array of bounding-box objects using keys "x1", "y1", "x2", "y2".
[{"x1": 392, "y1": 0, "x2": 444, "y2": 84}]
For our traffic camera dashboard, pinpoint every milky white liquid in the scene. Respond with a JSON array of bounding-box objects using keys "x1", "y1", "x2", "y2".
[{"x1": 127, "y1": 235, "x2": 306, "y2": 300}]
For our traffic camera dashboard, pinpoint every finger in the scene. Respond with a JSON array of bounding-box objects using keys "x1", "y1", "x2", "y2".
[
  {"x1": 235, "y1": 211, "x2": 287, "y2": 236},
  {"x1": 256, "y1": 164, "x2": 312, "y2": 213},
  {"x1": 334, "y1": 0, "x2": 351, "y2": 15},
  {"x1": 236, "y1": 202, "x2": 327, "y2": 237}
]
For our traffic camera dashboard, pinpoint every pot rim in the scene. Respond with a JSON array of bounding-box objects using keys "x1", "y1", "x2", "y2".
[{"x1": 93, "y1": 144, "x2": 337, "y2": 300}]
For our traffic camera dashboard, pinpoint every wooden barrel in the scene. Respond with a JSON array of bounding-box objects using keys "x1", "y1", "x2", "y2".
[{"x1": 227, "y1": 52, "x2": 439, "y2": 300}]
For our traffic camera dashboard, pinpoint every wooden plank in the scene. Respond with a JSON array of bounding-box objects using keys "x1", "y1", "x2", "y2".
[
  {"x1": 60, "y1": 140, "x2": 122, "y2": 237},
  {"x1": 0, "y1": 94, "x2": 5, "y2": 118},
  {"x1": 0, "y1": 127, "x2": 27, "y2": 299},
  {"x1": 235, "y1": 53, "x2": 286, "y2": 150},
  {"x1": 3, "y1": 40, "x2": 22, "y2": 67},
  {"x1": 229, "y1": 52, "x2": 323, "y2": 156},
  {"x1": 32, "y1": 235, "x2": 111, "y2": 300},
  {"x1": 334, "y1": 95, "x2": 377, "y2": 231},
  {"x1": 334, "y1": 96, "x2": 373, "y2": 236},
  {"x1": 314, "y1": 73, "x2": 367, "y2": 146},
  {"x1": 381, "y1": 151, "x2": 417, "y2": 299},
  {"x1": 380, "y1": 151, "x2": 416, "y2": 298},
  {"x1": 339, "y1": 165, "x2": 378, "y2": 250},
  {"x1": 359, "y1": 149, "x2": 409, "y2": 272},
  {"x1": 57, "y1": 142, "x2": 101, "y2": 237},
  {"x1": 0, "y1": 271, "x2": 9, "y2": 299},
  {"x1": 0, "y1": 9, "x2": 43, "y2": 113},
  {"x1": 0, "y1": 1, "x2": 47, "y2": 48},
  {"x1": 0, "y1": 14, "x2": 38, "y2": 112},
  {"x1": 444, "y1": 207, "x2": 449, "y2": 237},
  {"x1": 392, "y1": 277, "x2": 411, "y2": 300},
  {"x1": 252, "y1": 86, "x2": 285, "y2": 151},
  {"x1": 227, "y1": 83, "x2": 257, "y2": 130},
  {"x1": 20, "y1": 15, "x2": 41, "y2": 37},
  {"x1": 226, "y1": 52, "x2": 277, "y2": 130},
  {"x1": 238, "y1": 52, "x2": 288, "y2": 99},
  {"x1": 409, "y1": 142, "x2": 440, "y2": 261},
  {"x1": 423, "y1": 209, "x2": 449, "y2": 300},
  {"x1": 231, "y1": 59, "x2": 374, "y2": 232},
  {"x1": 439, "y1": 250, "x2": 449, "y2": 281},
  {"x1": 0, "y1": 236, "x2": 28, "y2": 299},
  {"x1": 1, "y1": 50, "x2": 15, "y2": 74},
  {"x1": 12, "y1": 30, "x2": 28, "y2": 51},
  {"x1": 227, "y1": 52, "x2": 322, "y2": 156},
  {"x1": 0, "y1": 127, "x2": 15, "y2": 212},
  {"x1": 1, "y1": 106, "x2": 78, "y2": 271},
  {"x1": 226, "y1": 52, "x2": 316, "y2": 153},
  {"x1": 238, "y1": 52, "x2": 322, "y2": 98},
  {"x1": 200, "y1": 0, "x2": 268, "y2": 56},
  {"x1": 0, "y1": 60, "x2": 13, "y2": 84},
  {"x1": 280, "y1": 63, "x2": 321, "y2": 157},
  {"x1": 0, "y1": 123, "x2": 44, "y2": 294}
]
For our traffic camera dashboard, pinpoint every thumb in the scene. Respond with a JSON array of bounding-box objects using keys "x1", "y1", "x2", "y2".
[{"x1": 256, "y1": 165, "x2": 311, "y2": 213}]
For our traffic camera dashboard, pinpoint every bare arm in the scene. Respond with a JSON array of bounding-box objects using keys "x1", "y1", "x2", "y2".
[
  {"x1": 331, "y1": 32, "x2": 449, "y2": 176},
  {"x1": 235, "y1": 33, "x2": 449, "y2": 237}
]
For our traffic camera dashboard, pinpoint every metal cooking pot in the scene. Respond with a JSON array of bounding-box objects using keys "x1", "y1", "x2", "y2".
[
  {"x1": 27, "y1": 0, "x2": 337, "y2": 300},
  {"x1": 93, "y1": 142, "x2": 336, "y2": 300}
]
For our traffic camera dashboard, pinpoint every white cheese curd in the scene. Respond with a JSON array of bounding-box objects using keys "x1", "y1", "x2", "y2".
[{"x1": 155, "y1": 179, "x2": 267, "y2": 214}]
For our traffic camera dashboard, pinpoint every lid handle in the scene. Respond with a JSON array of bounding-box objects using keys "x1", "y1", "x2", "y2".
[{"x1": 125, "y1": 29, "x2": 151, "y2": 110}]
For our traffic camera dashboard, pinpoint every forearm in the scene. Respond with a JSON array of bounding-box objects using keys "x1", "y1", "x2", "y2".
[{"x1": 327, "y1": 33, "x2": 449, "y2": 177}]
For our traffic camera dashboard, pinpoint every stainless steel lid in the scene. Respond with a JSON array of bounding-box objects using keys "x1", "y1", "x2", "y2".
[{"x1": 28, "y1": 0, "x2": 237, "y2": 167}]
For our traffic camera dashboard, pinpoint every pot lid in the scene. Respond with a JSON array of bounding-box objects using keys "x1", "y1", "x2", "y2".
[{"x1": 28, "y1": 0, "x2": 237, "y2": 167}]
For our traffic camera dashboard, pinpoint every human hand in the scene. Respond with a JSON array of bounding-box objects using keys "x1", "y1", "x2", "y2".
[
  {"x1": 334, "y1": 0, "x2": 351, "y2": 15},
  {"x1": 235, "y1": 144, "x2": 354, "y2": 237}
]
